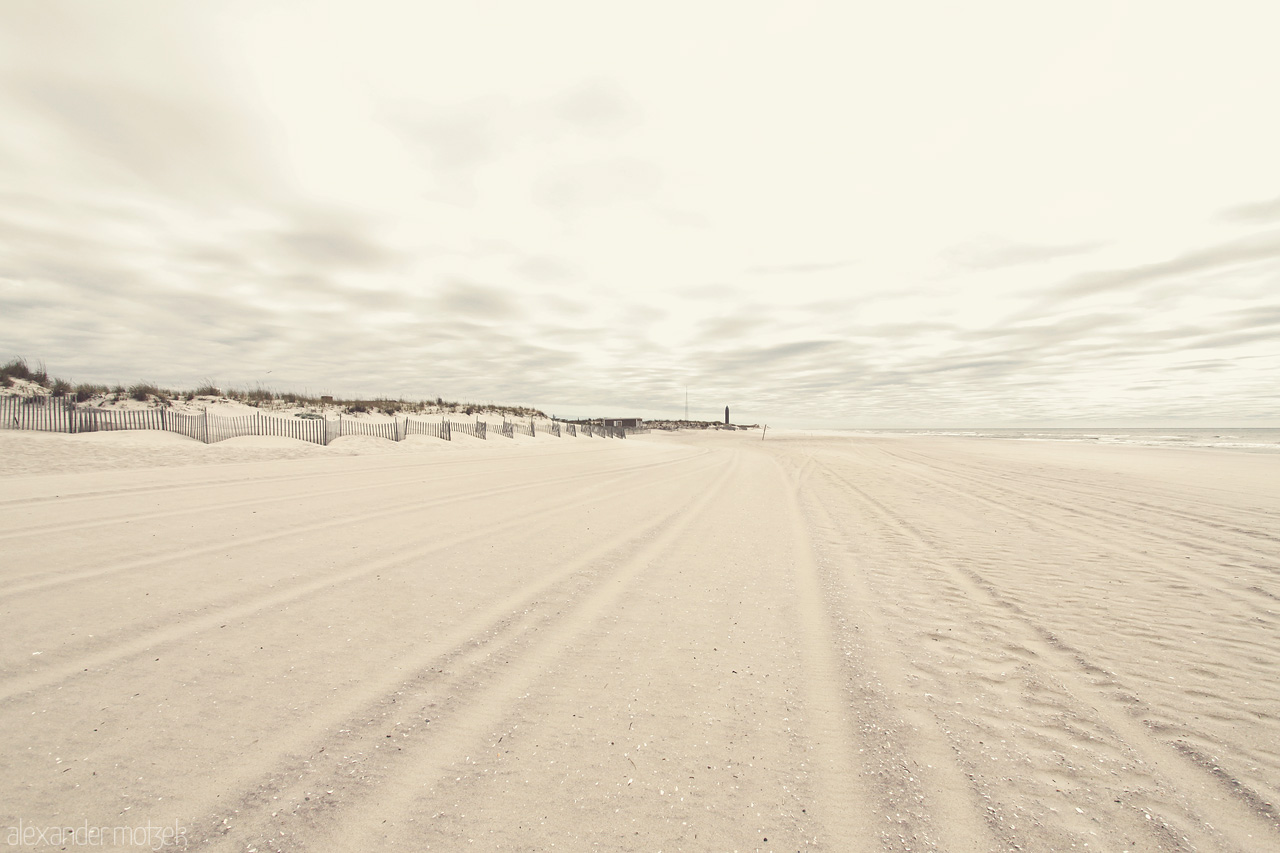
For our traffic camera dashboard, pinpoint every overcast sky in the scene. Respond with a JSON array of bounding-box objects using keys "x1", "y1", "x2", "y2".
[{"x1": 2, "y1": 1, "x2": 1278, "y2": 426}]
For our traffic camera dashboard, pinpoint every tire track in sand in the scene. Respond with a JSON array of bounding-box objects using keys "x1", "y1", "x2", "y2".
[
  {"x1": 855, "y1": 445, "x2": 1280, "y2": 624},
  {"x1": 772, "y1": 452, "x2": 994, "y2": 853},
  {"x1": 0, "y1": 448, "x2": 704, "y2": 598},
  {"x1": 877, "y1": 444, "x2": 1280, "y2": 557},
  {"x1": 0, "y1": 454, "x2": 722, "y2": 704},
  {"x1": 0, "y1": 441, "x2": 593, "y2": 513},
  {"x1": 195, "y1": 451, "x2": 743, "y2": 852},
  {"x1": 812, "y1": 457, "x2": 1279, "y2": 852},
  {"x1": 0, "y1": 446, "x2": 698, "y2": 544}
]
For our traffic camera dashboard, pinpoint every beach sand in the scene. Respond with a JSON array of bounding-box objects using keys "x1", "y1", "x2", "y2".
[{"x1": 1, "y1": 428, "x2": 1277, "y2": 851}]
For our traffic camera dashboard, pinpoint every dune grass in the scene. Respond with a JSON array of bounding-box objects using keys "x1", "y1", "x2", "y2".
[
  {"x1": 74, "y1": 383, "x2": 110, "y2": 403},
  {"x1": 1, "y1": 357, "x2": 548, "y2": 418},
  {"x1": 0, "y1": 357, "x2": 47, "y2": 387}
]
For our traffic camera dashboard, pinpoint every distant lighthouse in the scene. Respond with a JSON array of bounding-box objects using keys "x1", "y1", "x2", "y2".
[{"x1": 724, "y1": 406, "x2": 729, "y2": 425}]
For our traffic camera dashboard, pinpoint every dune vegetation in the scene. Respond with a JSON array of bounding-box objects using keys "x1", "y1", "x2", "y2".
[{"x1": 0, "y1": 357, "x2": 547, "y2": 418}]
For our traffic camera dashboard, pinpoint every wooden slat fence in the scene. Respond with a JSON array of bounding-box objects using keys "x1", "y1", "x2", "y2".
[
  {"x1": 258, "y1": 413, "x2": 327, "y2": 445},
  {"x1": 167, "y1": 411, "x2": 208, "y2": 443},
  {"x1": 447, "y1": 420, "x2": 487, "y2": 439},
  {"x1": 1, "y1": 396, "x2": 635, "y2": 446},
  {"x1": 81, "y1": 407, "x2": 166, "y2": 432},
  {"x1": 207, "y1": 413, "x2": 262, "y2": 444},
  {"x1": 1, "y1": 395, "x2": 75, "y2": 432},
  {"x1": 403, "y1": 418, "x2": 449, "y2": 440},
  {"x1": 329, "y1": 416, "x2": 398, "y2": 442}
]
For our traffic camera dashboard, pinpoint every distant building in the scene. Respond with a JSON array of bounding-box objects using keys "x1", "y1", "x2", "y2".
[
  {"x1": 566, "y1": 417, "x2": 644, "y2": 428},
  {"x1": 725, "y1": 406, "x2": 729, "y2": 424}
]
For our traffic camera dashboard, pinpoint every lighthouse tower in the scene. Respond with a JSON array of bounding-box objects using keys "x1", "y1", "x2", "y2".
[{"x1": 724, "y1": 406, "x2": 729, "y2": 425}]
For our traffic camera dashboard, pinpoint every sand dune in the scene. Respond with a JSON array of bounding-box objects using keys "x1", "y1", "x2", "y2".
[{"x1": 1, "y1": 430, "x2": 1277, "y2": 851}]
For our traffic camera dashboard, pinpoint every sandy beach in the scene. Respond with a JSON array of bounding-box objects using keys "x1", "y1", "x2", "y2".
[{"x1": 1, "y1": 429, "x2": 1277, "y2": 852}]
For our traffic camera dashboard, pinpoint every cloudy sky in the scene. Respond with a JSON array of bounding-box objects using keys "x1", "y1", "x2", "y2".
[{"x1": 2, "y1": 1, "x2": 1278, "y2": 426}]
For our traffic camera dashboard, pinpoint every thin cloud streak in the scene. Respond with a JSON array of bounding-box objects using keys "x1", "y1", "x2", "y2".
[
  {"x1": 1053, "y1": 229, "x2": 1280, "y2": 299},
  {"x1": 1218, "y1": 194, "x2": 1280, "y2": 224},
  {"x1": 941, "y1": 238, "x2": 1105, "y2": 271},
  {"x1": 747, "y1": 261, "x2": 854, "y2": 275}
]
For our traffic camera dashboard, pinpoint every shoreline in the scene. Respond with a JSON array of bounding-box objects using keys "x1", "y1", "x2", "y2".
[{"x1": 767, "y1": 426, "x2": 1280, "y2": 453}]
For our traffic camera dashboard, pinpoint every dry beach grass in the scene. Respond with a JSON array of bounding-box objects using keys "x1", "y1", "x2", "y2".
[{"x1": 0, "y1": 428, "x2": 1277, "y2": 851}]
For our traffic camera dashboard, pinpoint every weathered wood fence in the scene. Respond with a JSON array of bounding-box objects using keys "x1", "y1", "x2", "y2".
[
  {"x1": 448, "y1": 420, "x2": 487, "y2": 440},
  {"x1": 402, "y1": 419, "x2": 449, "y2": 441},
  {"x1": 0, "y1": 397, "x2": 626, "y2": 446}
]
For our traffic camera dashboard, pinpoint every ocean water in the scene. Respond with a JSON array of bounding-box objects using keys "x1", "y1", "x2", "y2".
[{"x1": 843, "y1": 428, "x2": 1280, "y2": 452}]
